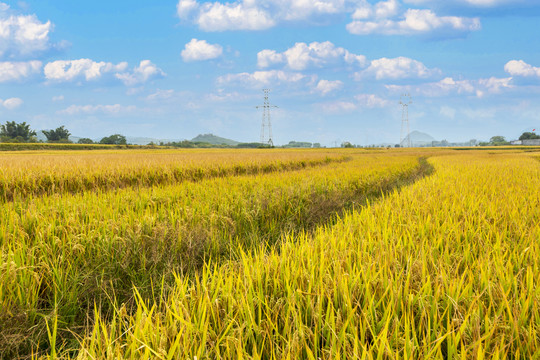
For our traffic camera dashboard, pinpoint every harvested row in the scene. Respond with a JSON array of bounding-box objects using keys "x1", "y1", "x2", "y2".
[
  {"x1": 0, "y1": 149, "x2": 349, "y2": 202},
  {"x1": 71, "y1": 153, "x2": 539, "y2": 359},
  {"x1": 0, "y1": 152, "x2": 427, "y2": 358}
]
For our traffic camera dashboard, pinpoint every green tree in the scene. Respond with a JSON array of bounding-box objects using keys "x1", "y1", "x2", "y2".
[
  {"x1": 0, "y1": 121, "x2": 37, "y2": 143},
  {"x1": 100, "y1": 134, "x2": 127, "y2": 145},
  {"x1": 77, "y1": 138, "x2": 94, "y2": 144},
  {"x1": 286, "y1": 141, "x2": 312, "y2": 148},
  {"x1": 519, "y1": 132, "x2": 540, "y2": 140},
  {"x1": 43, "y1": 126, "x2": 71, "y2": 143},
  {"x1": 489, "y1": 136, "x2": 509, "y2": 145}
]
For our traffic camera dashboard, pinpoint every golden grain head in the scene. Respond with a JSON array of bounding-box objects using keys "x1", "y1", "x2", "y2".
[{"x1": 0, "y1": 148, "x2": 538, "y2": 359}]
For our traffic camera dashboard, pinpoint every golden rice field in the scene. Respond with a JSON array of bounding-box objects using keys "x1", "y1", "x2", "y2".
[{"x1": 0, "y1": 148, "x2": 539, "y2": 359}]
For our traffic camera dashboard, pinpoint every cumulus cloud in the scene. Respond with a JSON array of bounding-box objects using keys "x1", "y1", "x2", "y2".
[
  {"x1": 115, "y1": 60, "x2": 165, "y2": 86},
  {"x1": 177, "y1": 0, "x2": 353, "y2": 31},
  {"x1": 0, "y1": 97, "x2": 23, "y2": 109},
  {"x1": 57, "y1": 104, "x2": 137, "y2": 115},
  {"x1": 257, "y1": 50, "x2": 285, "y2": 68},
  {"x1": 386, "y1": 76, "x2": 513, "y2": 97},
  {"x1": 181, "y1": 38, "x2": 223, "y2": 62},
  {"x1": 177, "y1": 0, "x2": 275, "y2": 31},
  {"x1": 177, "y1": 0, "x2": 483, "y2": 38},
  {"x1": 315, "y1": 79, "x2": 343, "y2": 95},
  {"x1": 504, "y1": 60, "x2": 540, "y2": 78},
  {"x1": 217, "y1": 70, "x2": 312, "y2": 88},
  {"x1": 0, "y1": 60, "x2": 41, "y2": 82},
  {"x1": 357, "y1": 56, "x2": 440, "y2": 80},
  {"x1": 44, "y1": 59, "x2": 164, "y2": 86},
  {"x1": 44, "y1": 59, "x2": 128, "y2": 82},
  {"x1": 0, "y1": 4, "x2": 56, "y2": 59},
  {"x1": 355, "y1": 94, "x2": 390, "y2": 108},
  {"x1": 177, "y1": 0, "x2": 199, "y2": 18},
  {"x1": 352, "y1": 0, "x2": 400, "y2": 19},
  {"x1": 347, "y1": 1, "x2": 480, "y2": 38},
  {"x1": 257, "y1": 41, "x2": 366, "y2": 70}
]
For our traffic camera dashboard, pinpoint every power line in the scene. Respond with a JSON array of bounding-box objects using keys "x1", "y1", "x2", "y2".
[{"x1": 256, "y1": 89, "x2": 278, "y2": 146}]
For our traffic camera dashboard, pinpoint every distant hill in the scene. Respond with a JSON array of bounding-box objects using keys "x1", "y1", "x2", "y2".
[
  {"x1": 191, "y1": 134, "x2": 239, "y2": 146},
  {"x1": 401, "y1": 131, "x2": 436, "y2": 147}
]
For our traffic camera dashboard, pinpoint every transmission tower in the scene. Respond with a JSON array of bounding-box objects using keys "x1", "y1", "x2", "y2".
[
  {"x1": 256, "y1": 89, "x2": 278, "y2": 146},
  {"x1": 399, "y1": 94, "x2": 412, "y2": 148}
]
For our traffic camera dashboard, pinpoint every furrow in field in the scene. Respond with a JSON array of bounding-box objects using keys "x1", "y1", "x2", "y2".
[
  {"x1": 0, "y1": 153, "x2": 431, "y2": 358},
  {"x1": 70, "y1": 153, "x2": 540, "y2": 359}
]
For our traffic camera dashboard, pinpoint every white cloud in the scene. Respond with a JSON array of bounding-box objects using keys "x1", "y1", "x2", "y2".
[
  {"x1": 315, "y1": 79, "x2": 343, "y2": 95},
  {"x1": 257, "y1": 49, "x2": 285, "y2": 68},
  {"x1": 358, "y1": 56, "x2": 440, "y2": 80},
  {"x1": 181, "y1": 38, "x2": 223, "y2": 62},
  {"x1": 177, "y1": 0, "x2": 199, "y2": 18},
  {"x1": 57, "y1": 104, "x2": 137, "y2": 115},
  {"x1": 115, "y1": 60, "x2": 165, "y2": 86},
  {"x1": 217, "y1": 69, "x2": 311, "y2": 88},
  {"x1": 504, "y1": 60, "x2": 540, "y2": 78},
  {"x1": 44, "y1": 59, "x2": 164, "y2": 86},
  {"x1": 258, "y1": 41, "x2": 366, "y2": 70},
  {"x1": 355, "y1": 94, "x2": 390, "y2": 108},
  {"x1": 374, "y1": 0, "x2": 400, "y2": 18},
  {"x1": 177, "y1": 0, "x2": 354, "y2": 31},
  {"x1": 347, "y1": 2, "x2": 480, "y2": 37},
  {"x1": 0, "y1": 4, "x2": 55, "y2": 59},
  {"x1": 0, "y1": 60, "x2": 41, "y2": 82},
  {"x1": 477, "y1": 77, "x2": 513, "y2": 94},
  {"x1": 44, "y1": 59, "x2": 128, "y2": 82},
  {"x1": 0, "y1": 97, "x2": 23, "y2": 109},
  {"x1": 52, "y1": 95, "x2": 64, "y2": 102},
  {"x1": 179, "y1": 0, "x2": 275, "y2": 31},
  {"x1": 386, "y1": 76, "x2": 513, "y2": 97},
  {"x1": 175, "y1": 0, "x2": 526, "y2": 37},
  {"x1": 177, "y1": 0, "x2": 483, "y2": 38}
]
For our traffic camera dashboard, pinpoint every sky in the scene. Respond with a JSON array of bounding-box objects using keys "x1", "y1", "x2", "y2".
[{"x1": 1, "y1": 0, "x2": 540, "y2": 146}]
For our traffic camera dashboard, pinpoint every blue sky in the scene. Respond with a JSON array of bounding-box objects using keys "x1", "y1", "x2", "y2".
[{"x1": 1, "y1": 0, "x2": 540, "y2": 145}]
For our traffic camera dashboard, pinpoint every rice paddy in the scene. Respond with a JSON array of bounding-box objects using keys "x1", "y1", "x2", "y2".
[{"x1": 1, "y1": 148, "x2": 538, "y2": 359}]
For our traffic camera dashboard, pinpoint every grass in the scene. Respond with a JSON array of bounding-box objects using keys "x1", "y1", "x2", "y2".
[
  {"x1": 1, "y1": 148, "x2": 538, "y2": 359},
  {"x1": 1, "y1": 150, "x2": 429, "y2": 358},
  {"x1": 73, "y1": 151, "x2": 540, "y2": 359},
  {"x1": 0, "y1": 148, "x2": 349, "y2": 202}
]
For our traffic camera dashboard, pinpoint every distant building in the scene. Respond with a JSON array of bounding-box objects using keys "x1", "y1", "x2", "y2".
[{"x1": 511, "y1": 139, "x2": 540, "y2": 146}]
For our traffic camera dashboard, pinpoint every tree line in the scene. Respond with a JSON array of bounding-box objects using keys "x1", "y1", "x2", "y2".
[
  {"x1": 478, "y1": 132, "x2": 540, "y2": 146},
  {"x1": 0, "y1": 121, "x2": 127, "y2": 145},
  {"x1": 2, "y1": 120, "x2": 539, "y2": 147}
]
